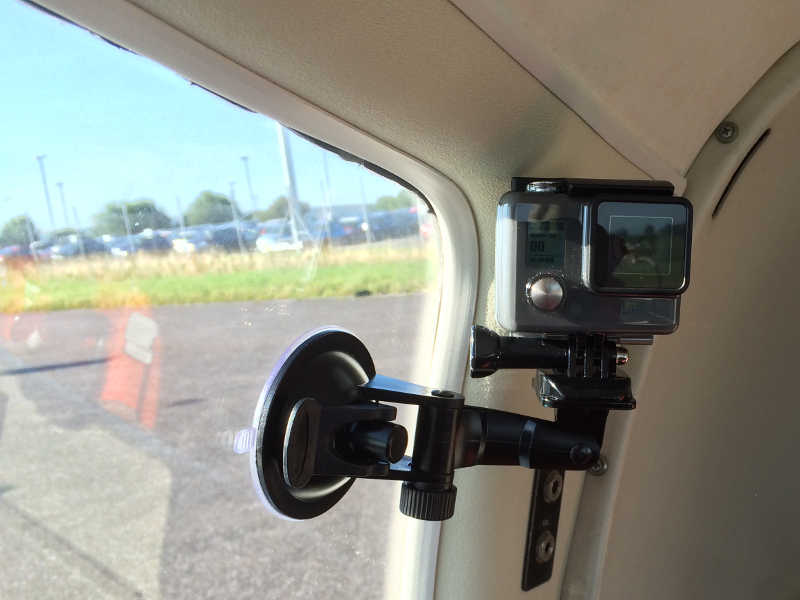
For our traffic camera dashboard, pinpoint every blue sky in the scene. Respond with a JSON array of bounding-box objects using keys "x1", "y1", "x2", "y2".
[{"x1": 0, "y1": 0, "x2": 404, "y2": 232}]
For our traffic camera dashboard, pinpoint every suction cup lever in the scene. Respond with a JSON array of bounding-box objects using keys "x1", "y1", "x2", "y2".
[{"x1": 282, "y1": 397, "x2": 407, "y2": 488}]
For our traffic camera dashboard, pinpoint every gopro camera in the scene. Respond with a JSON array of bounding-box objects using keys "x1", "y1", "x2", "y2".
[{"x1": 495, "y1": 178, "x2": 692, "y2": 335}]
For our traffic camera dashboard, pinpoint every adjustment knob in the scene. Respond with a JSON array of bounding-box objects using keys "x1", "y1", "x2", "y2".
[
  {"x1": 399, "y1": 483, "x2": 457, "y2": 520},
  {"x1": 526, "y1": 276, "x2": 564, "y2": 311}
]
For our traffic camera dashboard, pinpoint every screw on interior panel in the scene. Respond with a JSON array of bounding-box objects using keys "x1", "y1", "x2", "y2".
[
  {"x1": 542, "y1": 470, "x2": 563, "y2": 503},
  {"x1": 535, "y1": 530, "x2": 556, "y2": 564},
  {"x1": 715, "y1": 120, "x2": 739, "y2": 144},
  {"x1": 588, "y1": 454, "x2": 608, "y2": 476}
]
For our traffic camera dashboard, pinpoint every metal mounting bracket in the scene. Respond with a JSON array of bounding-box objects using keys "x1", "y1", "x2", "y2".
[{"x1": 522, "y1": 468, "x2": 565, "y2": 590}]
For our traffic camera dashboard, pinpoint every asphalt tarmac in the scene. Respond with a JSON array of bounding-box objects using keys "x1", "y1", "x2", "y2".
[{"x1": 0, "y1": 294, "x2": 432, "y2": 599}]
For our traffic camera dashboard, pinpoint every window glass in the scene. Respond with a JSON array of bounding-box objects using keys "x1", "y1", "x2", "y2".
[{"x1": 0, "y1": 2, "x2": 440, "y2": 598}]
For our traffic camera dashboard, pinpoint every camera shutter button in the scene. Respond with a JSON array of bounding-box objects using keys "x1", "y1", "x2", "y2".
[{"x1": 526, "y1": 276, "x2": 564, "y2": 311}]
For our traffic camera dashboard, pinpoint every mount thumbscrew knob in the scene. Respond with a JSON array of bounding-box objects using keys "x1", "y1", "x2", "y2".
[{"x1": 399, "y1": 483, "x2": 457, "y2": 520}]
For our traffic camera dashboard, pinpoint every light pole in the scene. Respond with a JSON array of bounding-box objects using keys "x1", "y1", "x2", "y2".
[
  {"x1": 176, "y1": 196, "x2": 186, "y2": 232},
  {"x1": 229, "y1": 181, "x2": 245, "y2": 253},
  {"x1": 320, "y1": 151, "x2": 334, "y2": 243},
  {"x1": 275, "y1": 124, "x2": 307, "y2": 245},
  {"x1": 121, "y1": 203, "x2": 135, "y2": 255},
  {"x1": 357, "y1": 168, "x2": 373, "y2": 244},
  {"x1": 241, "y1": 156, "x2": 257, "y2": 212},
  {"x1": 35, "y1": 155, "x2": 55, "y2": 229},
  {"x1": 318, "y1": 181, "x2": 332, "y2": 242},
  {"x1": 56, "y1": 181, "x2": 69, "y2": 228},
  {"x1": 24, "y1": 213, "x2": 38, "y2": 263},
  {"x1": 72, "y1": 205, "x2": 86, "y2": 258}
]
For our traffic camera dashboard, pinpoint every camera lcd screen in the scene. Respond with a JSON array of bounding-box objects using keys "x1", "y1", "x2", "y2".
[
  {"x1": 526, "y1": 219, "x2": 566, "y2": 268},
  {"x1": 608, "y1": 215, "x2": 673, "y2": 275},
  {"x1": 592, "y1": 201, "x2": 690, "y2": 293}
]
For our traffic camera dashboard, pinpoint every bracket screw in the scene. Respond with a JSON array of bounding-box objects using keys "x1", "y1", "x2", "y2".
[
  {"x1": 615, "y1": 347, "x2": 629, "y2": 366},
  {"x1": 715, "y1": 120, "x2": 739, "y2": 144},
  {"x1": 535, "y1": 530, "x2": 556, "y2": 564},
  {"x1": 588, "y1": 454, "x2": 608, "y2": 476},
  {"x1": 542, "y1": 470, "x2": 563, "y2": 503}
]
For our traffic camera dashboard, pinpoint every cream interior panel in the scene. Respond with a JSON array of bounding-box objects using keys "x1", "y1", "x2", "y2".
[
  {"x1": 453, "y1": 0, "x2": 800, "y2": 177},
  {"x1": 598, "y1": 93, "x2": 800, "y2": 599},
  {"x1": 125, "y1": 0, "x2": 645, "y2": 221}
]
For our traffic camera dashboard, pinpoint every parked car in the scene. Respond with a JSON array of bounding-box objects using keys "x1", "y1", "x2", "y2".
[
  {"x1": 107, "y1": 237, "x2": 135, "y2": 257},
  {"x1": 330, "y1": 215, "x2": 368, "y2": 244},
  {"x1": 29, "y1": 239, "x2": 54, "y2": 261},
  {"x1": 254, "y1": 218, "x2": 309, "y2": 253},
  {"x1": 368, "y1": 207, "x2": 420, "y2": 241},
  {"x1": 209, "y1": 221, "x2": 258, "y2": 252},
  {"x1": 303, "y1": 206, "x2": 369, "y2": 245},
  {"x1": 306, "y1": 212, "x2": 367, "y2": 245},
  {"x1": 107, "y1": 230, "x2": 172, "y2": 257},
  {"x1": 171, "y1": 226, "x2": 213, "y2": 253},
  {"x1": 49, "y1": 234, "x2": 107, "y2": 259},
  {"x1": 0, "y1": 244, "x2": 33, "y2": 269},
  {"x1": 136, "y1": 229, "x2": 173, "y2": 253}
]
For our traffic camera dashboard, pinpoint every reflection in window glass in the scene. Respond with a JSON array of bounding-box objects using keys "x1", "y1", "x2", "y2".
[{"x1": 0, "y1": 2, "x2": 440, "y2": 598}]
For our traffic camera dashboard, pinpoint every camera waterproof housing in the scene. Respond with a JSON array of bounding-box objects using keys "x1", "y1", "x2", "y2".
[{"x1": 495, "y1": 178, "x2": 692, "y2": 335}]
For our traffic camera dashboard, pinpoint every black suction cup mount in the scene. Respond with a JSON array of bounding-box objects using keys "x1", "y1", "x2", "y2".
[
  {"x1": 251, "y1": 327, "x2": 376, "y2": 520},
  {"x1": 251, "y1": 327, "x2": 605, "y2": 522}
]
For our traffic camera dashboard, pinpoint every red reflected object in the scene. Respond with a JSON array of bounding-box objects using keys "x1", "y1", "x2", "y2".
[{"x1": 100, "y1": 308, "x2": 161, "y2": 429}]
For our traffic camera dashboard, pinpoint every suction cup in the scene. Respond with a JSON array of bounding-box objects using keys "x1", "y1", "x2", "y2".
[{"x1": 250, "y1": 327, "x2": 376, "y2": 520}]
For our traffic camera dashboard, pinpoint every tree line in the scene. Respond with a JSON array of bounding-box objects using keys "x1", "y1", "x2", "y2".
[{"x1": 0, "y1": 189, "x2": 415, "y2": 247}]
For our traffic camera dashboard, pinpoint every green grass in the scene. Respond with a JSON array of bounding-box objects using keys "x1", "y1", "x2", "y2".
[{"x1": 0, "y1": 247, "x2": 437, "y2": 312}]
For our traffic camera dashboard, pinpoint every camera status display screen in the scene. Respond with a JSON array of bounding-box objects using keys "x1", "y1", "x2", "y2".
[
  {"x1": 526, "y1": 220, "x2": 566, "y2": 268},
  {"x1": 593, "y1": 201, "x2": 690, "y2": 293}
]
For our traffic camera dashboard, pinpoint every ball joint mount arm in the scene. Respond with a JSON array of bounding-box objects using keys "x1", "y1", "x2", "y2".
[
  {"x1": 284, "y1": 381, "x2": 601, "y2": 522},
  {"x1": 273, "y1": 326, "x2": 634, "y2": 521}
]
